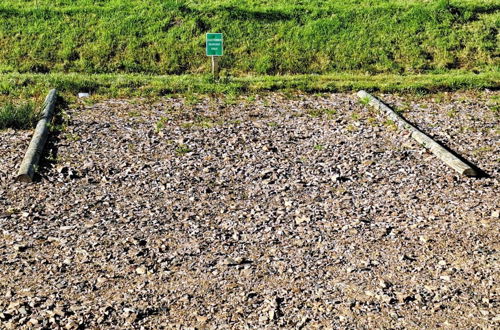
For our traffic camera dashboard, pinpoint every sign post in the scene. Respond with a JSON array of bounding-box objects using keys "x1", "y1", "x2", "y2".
[{"x1": 206, "y1": 33, "x2": 223, "y2": 80}]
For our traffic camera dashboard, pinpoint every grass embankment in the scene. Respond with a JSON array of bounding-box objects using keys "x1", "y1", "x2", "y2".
[
  {"x1": 0, "y1": 0, "x2": 498, "y2": 75},
  {"x1": 1, "y1": 0, "x2": 498, "y2": 129}
]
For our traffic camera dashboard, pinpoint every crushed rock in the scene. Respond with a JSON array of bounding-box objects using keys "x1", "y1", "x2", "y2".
[{"x1": 0, "y1": 91, "x2": 498, "y2": 328}]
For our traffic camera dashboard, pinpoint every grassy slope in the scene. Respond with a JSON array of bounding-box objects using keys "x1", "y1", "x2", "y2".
[
  {"x1": 0, "y1": 0, "x2": 498, "y2": 129},
  {"x1": 0, "y1": 0, "x2": 498, "y2": 75}
]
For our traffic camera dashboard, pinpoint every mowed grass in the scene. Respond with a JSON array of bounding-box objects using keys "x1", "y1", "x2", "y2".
[
  {"x1": 0, "y1": 0, "x2": 498, "y2": 75},
  {"x1": 1, "y1": 0, "x2": 498, "y2": 129},
  {"x1": 1, "y1": 71, "x2": 498, "y2": 99},
  {"x1": 1, "y1": 70, "x2": 498, "y2": 129}
]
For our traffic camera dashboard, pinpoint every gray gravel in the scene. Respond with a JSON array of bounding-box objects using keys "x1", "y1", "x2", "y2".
[{"x1": 0, "y1": 91, "x2": 498, "y2": 328}]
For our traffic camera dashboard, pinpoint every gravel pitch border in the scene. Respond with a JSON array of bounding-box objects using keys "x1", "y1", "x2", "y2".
[{"x1": 0, "y1": 92, "x2": 498, "y2": 328}]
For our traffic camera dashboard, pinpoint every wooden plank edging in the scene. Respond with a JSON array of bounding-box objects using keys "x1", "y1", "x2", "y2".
[
  {"x1": 16, "y1": 89, "x2": 58, "y2": 182},
  {"x1": 357, "y1": 90, "x2": 478, "y2": 177}
]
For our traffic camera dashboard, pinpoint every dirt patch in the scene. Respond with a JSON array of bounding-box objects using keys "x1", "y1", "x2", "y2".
[{"x1": 0, "y1": 92, "x2": 498, "y2": 328}]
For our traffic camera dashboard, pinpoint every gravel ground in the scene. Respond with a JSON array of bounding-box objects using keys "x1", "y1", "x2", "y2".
[{"x1": 0, "y1": 91, "x2": 498, "y2": 328}]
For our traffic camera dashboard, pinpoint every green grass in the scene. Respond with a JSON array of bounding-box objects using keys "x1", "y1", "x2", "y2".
[
  {"x1": 154, "y1": 116, "x2": 169, "y2": 133},
  {"x1": 490, "y1": 95, "x2": 500, "y2": 114},
  {"x1": 359, "y1": 96, "x2": 371, "y2": 105},
  {"x1": 175, "y1": 143, "x2": 192, "y2": 155},
  {"x1": 1, "y1": 71, "x2": 498, "y2": 99},
  {"x1": 0, "y1": 69, "x2": 497, "y2": 130},
  {"x1": 0, "y1": 102, "x2": 38, "y2": 129},
  {"x1": 314, "y1": 144, "x2": 325, "y2": 151},
  {"x1": 0, "y1": 0, "x2": 498, "y2": 75}
]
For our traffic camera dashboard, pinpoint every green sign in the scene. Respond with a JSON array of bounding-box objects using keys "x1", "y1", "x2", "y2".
[{"x1": 206, "y1": 33, "x2": 223, "y2": 56}]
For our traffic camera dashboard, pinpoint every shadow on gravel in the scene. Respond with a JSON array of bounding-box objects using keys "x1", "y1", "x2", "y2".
[
  {"x1": 389, "y1": 103, "x2": 490, "y2": 178},
  {"x1": 34, "y1": 95, "x2": 70, "y2": 182},
  {"x1": 437, "y1": 143, "x2": 490, "y2": 178}
]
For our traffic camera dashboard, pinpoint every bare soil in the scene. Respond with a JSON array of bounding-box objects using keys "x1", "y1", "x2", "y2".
[{"x1": 0, "y1": 91, "x2": 498, "y2": 328}]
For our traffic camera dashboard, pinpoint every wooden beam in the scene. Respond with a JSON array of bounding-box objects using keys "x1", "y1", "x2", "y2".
[
  {"x1": 211, "y1": 56, "x2": 219, "y2": 80},
  {"x1": 357, "y1": 90, "x2": 478, "y2": 177},
  {"x1": 16, "y1": 89, "x2": 58, "y2": 182}
]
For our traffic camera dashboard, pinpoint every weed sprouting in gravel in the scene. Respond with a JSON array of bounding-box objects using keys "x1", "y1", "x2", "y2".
[
  {"x1": 493, "y1": 126, "x2": 500, "y2": 136},
  {"x1": 324, "y1": 109, "x2": 337, "y2": 117},
  {"x1": 351, "y1": 113, "x2": 361, "y2": 121},
  {"x1": 359, "y1": 96, "x2": 371, "y2": 106},
  {"x1": 367, "y1": 117, "x2": 378, "y2": 126},
  {"x1": 175, "y1": 144, "x2": 192, "y2": 155},
  {"x1": 490, "y1": 104, "x2": 499, "y2": 115},
  {"x1": 306, "y1": 109, "x2": 324, "y2": 118},
  {"x1": 45, "y1": 149, "x2": 62, "y2": 163},
  {"x1": 447, "y1": 109, "x2": 458, "y2": 118},
  {"x1": 128, "y1": 111, "x2": 141, "y2": 117},
  {"x1": 155, "y1": 117, "x2": 169, "y2": 133},
  {"x1": 181, "y1": 115, "x2": 223, "y2": 129},
  {"x1": 383, "y1": 119, "x2": 398, "y2": 131},
  {"x1": 472, "y1": 146, "x2": 493, "y2": 155},
  {"x1": 306, "y1": 108, "x2": 338, "y2": 118},
  {"x1": 47, "y1": 120, "x2": 68, "y2": 133},
  {"x1": 346, "y1": 124, "x2": 357, "y2": 132},
  {"x1": 489, "y1": 95, "x2": 499, "y2": 115},
  {"x1": 65, "y1": 133, "x2": 81, "y2": 142},
  {"x1": 393, "y1": 103, "x2": 408, "y2": 115},
  {"x1": 313, "y1": 144, "x2": 324, "y2": 151},
  {"x1": 127, "y1": 142, "x2": 136, "y2": 151}
]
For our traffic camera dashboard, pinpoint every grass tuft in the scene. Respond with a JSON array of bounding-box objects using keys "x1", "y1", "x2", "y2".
[
  {"x1": 175, "y1": 144, "x2": 192, "y2": 155},
  {"x1": 359, "y1": 96, "x2": 371, "y2": 105},
  {"x1": 0, "y1": 102, "x2": 37, "y2": 130},
  {"x1": 155, "y1": 116, "x2": 169, "y2": 133}
]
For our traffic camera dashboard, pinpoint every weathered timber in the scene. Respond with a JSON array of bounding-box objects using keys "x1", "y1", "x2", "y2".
[
  {"x1": 16, "y1": 89, "x2": 58, "y2": 182},
  {"x1": 211, "y1": 56, "x2": 219, "y2": 80},
  {"x1": 357, "y1": 90, "x2": 478, "y2": 177}
]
